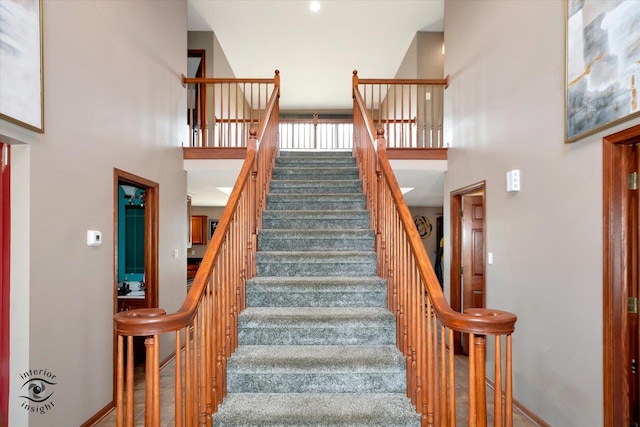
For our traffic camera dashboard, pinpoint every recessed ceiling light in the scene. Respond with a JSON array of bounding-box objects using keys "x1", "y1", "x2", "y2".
[{"x1": 310, "y1": 1, "x2": 321, "y2": 12}]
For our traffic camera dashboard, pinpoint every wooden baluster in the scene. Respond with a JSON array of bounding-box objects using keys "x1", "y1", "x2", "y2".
[
  {"x1": 494, "y1": 335, "x2": 503, "y2": 427},
  {"x1": 425, "y1": 297, "x2": 434, "y2": 426},
  {"x1": 469, "y1": 332, "x2": 477, "y2": 427},
  {"x1": 175, "y1": 330, "x2": 184, "y2": 427},
  {"x1": 440, "y1": 323, "x2": 447, "y2": 426},
  {"x1": 448, "y1": 328, "x2": 457, "y2": 426},
  {"x1": 144, "y1": 335, "x2": 160, "y2": 426},
  {"x1": 474, "y1": 335, "x2": 487, "y2": 426},
  {"x1": 505, "y1": 334, "x2": 513, "y2": 427},
  {"x1": 125, "y1": 336, "x2": 134, "y2": 427},
  {"x1": 185, "y1": 326, "x2": 193, "y2": 426},
  {"x1": 115, "y1": 335, "x2": 124, "y2": 427}
]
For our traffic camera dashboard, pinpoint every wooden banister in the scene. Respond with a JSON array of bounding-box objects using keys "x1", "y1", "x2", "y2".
[
  {"x1": 183, "y1": 70, "x2": 279, "y2": 148},
  {"x1": 113, "y1": 77, "x2": 280, "y2": 425},
  {"x1": 353, "y1": 70, "x2": 448, "y2": 149},
  {"x1": 353, "y1": 74, "x2": 516, "y2": 426}
]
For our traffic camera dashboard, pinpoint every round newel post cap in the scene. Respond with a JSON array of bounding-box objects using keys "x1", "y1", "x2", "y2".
[
  {"x1": 249, "y1": 128, "x2": 258, "y2": 138},
  {"x1": 377, "y1": 127, "x2": 385, "y2": 137}
]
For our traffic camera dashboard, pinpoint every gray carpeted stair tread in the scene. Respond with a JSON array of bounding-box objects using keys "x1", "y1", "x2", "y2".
[
  {"x1": 239, "y1": 307, "x2": 395, "y2": 328},
  {"x1": 246, "y1": 276, "x2": 386, "y2": 307},
  {"x1": 256, "y1": 251, "x2": 377, "y2": 277},
  {"x1": 213, "y1": 393, "x2": 420, "y2": 427},
  {"x1": 279, "y1": 150, "x2": 353, "y2": 157},
  {"x1": 226, "y1": 345, "x2": 406, "y2": 394},
  {"x1": 258, "y1": 229, "x2": 374, "y2": 251},
  {"x1": 215, "y1": 150, "x2": 418, "y2": 425},
  {"x1": 238, "y1": 307, "x2": 395, "y2": 345}
]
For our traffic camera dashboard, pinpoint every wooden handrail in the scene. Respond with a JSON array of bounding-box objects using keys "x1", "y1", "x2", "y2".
[
  {"x1": 353, "y1": 75, "x2": 516, "y2": 426},
  {"x1": 113, "y1": 77, "x2": 280, "y2": 425}
]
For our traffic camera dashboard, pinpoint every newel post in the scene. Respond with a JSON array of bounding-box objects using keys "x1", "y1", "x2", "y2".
[
  {"x1": 352, "y1": 70, "x2": 359, "y2": 97},
  {"x1": 274, "y1": 70, "x2": 280, "y2": 97}
]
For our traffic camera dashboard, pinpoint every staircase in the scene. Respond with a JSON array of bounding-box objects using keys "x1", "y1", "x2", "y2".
[{"x1": 213, "y1": 151, "x2": 420, "y2": 426}]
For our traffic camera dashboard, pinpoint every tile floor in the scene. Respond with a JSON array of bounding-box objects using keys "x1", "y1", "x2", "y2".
[{"x1": 94, "y1": 354, "x2": 539, "y2": 426}]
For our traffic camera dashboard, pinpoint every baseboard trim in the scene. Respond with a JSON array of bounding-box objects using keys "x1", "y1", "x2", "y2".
[
  {"x1": 83, "y1": 352, "x2": 177, "y2": 426},
  {"x1": 80, "y1": 401, "x2": 114, "y2": 427},
  {"x1": 485, "y1": 378, "x2": 551, "y2": 427}
]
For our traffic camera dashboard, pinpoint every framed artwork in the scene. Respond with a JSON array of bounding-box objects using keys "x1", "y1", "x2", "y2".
[
  {"x1": 566, "y1": 0, "x2": 640, "y2": 143},
  {"x1": 0, "y1": 0, "x2": 44, "y2": 132},
  {"x1": 208, "y1": 219, "x2": 219, "y2": 240}
]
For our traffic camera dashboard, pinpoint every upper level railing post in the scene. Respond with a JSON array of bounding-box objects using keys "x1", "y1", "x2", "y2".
[{"x1": 313, "y1": 113, "x2": 318, "y2": 149}]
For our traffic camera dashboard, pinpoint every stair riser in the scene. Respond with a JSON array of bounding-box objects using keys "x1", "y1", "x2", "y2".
[
  {"x1": 246, "y1": 291, "x2": 386, "y2": 307},
  {"x1": 275, "y1": 159, "x2": 356, "y2": 167},
  {"x1": 273, "y1": 171, "x2": 360, "y2": 180},
  {"x1": 258, "y1": 237, "x2": 374, "y2": 251},
  {"x1": 226, "y1": 372, "x2": 406, "y2": 394},
  {"x1": 256, "y1": 261, "x2": 377, "y2": 277},
  {"x1": 279, "y1": 151, "x2": 353, "y2": 158},
  {"x1": 262, "y1": 217, "x2": 370, "y2": 230},
  {"x1": 267, "y1": 201, "x2": 366, "y2": 211},
  {"x1": 269, "y1": 183, "x2": 362, "y2": 194},
  {"x1": 238, "y1": 326, "x2": 395, "y2": 346}
]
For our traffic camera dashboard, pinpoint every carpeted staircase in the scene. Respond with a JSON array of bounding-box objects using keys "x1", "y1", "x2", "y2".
[{"x1": 213, "y1": 151, "x2": 420, "y2": 426}]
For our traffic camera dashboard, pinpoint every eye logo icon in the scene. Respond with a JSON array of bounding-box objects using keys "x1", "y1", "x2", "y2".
[
  {"x1": 21, "y1": 378, "x2": 55, "y2": 402},
  {"x1": 19, "y1": 369, "x2": 57, "y2": 414}
]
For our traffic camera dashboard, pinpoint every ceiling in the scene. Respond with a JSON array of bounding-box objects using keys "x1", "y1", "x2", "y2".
[
  {"x1": 185, "y1": 0, "x2": 446, "y2": 208},
  {"x1": 187, "y1": 0, "x2": 444, "y2": 111}
]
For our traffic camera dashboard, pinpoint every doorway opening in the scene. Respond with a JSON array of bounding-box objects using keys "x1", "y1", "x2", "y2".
[
  {"x1": 450, "y1": 181, "x2": 486, "y2": 355},
  {"x1": 112, "y1": 169, "x2": 158, "y2": 402},
  {"x1": 603, "y1": 123, "x2": 640, "y2": 427},
  {"x1": 187, "y1": 49, "x2": 206, "y2": 147}
]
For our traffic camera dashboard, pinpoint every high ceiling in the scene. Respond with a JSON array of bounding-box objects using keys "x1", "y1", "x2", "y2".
[
  {"x1": 187, "y1": 0, "x2": 444, "y2": 111},
  {"x1": 185, "y1": 0, "x2": 447, "y2": 208}
]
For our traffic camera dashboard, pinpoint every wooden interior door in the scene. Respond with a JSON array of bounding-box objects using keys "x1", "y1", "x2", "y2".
[
  {"x1": 603, "y1": 124, "x2": 640, "y2": 427},
  {"x1": 0, "y1": 143, "x2": 10, "y2": 427},
  {"x1": 462, "y1": 194, "x2": 485, "y2": 354},
  {"x1": 630, "y1": 143, "x2": 640, "y2": 426}
]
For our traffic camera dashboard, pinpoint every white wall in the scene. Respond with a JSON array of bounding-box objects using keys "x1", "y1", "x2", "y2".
[
  {"x1": 0, "y1": 1, "x2": 188, "y2": 425},
  {"x1": 395, "y1": 31, "x2": 444, "y2": 79},
  {"x1": 443, "y1": 1, "x2": 640, "y2": 425}
]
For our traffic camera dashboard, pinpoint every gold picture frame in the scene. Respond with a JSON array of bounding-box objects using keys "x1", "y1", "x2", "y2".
[
  {"x1": 565, "y1": 0, "x2": 640, "y2": 143},
  {"x1": 0, "y1": 0, "x2": 44, "y2": 133}
]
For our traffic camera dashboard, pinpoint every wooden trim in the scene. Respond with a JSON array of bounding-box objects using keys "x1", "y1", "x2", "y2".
[
  {"x1": 112, "y1": 169, "x2": 159, "y2": 404},
  {"x1": 450, "y1": 181, "x2": 486, "y2": 354},
  {"x1": 603, "y1": 124, "x2": 640, "y2": 427},
  {"x1": 486, "y1": 378, "x2": 550, "y2": 427},
  {"x1": 386, "y1": 147, "x2": 447, "y2": 161},
  {"x1": 357, "y1": 77, "x2": 449, "y2": 86},
  {"x1": 183, "y1": 147, "x2": 247, "y2": 160},
  {"x1": 0, "y1": 143, "x2": 9, "y2": 427},
  {"x1": 183, "y1": 77, "x2": 274, "y2": 85},
  {"x1": 79, "y1": 401, "x2": 114, "y2": 427}
]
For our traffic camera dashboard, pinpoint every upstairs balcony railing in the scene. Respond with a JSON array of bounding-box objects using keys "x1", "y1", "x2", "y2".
[
  {"x1": 353, "y1": 71, "x2": 517, "y2": 426},
  {"x1": 183, "y1": 71, "x2": 280, "y2": 148},
  {"x1": 279, "y1": 115, "x2": 353, "y2": 150},
  {"x1": 353, "y1": 70, "x2": 448, "y2": 149}
]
